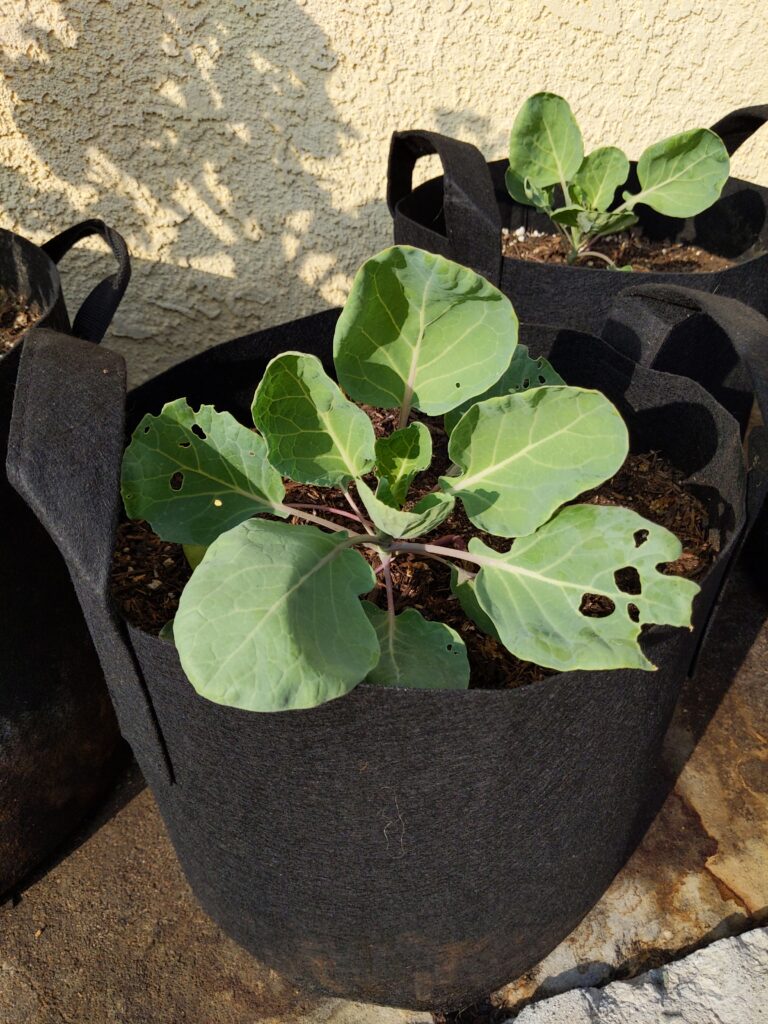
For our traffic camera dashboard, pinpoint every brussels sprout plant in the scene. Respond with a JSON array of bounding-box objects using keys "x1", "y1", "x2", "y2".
[
  {"x1": 122, "y1": 246, "x2": 699, "y2": 713},
  {"x1": 507, "y1": 92, "x2": 730, "y2": 269}
]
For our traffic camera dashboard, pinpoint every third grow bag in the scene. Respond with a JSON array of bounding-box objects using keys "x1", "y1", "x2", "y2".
[
  {"x1": 388, "y1": 104, "x2": 768, "y2": 335},
  {"x1": 7, "y1": 289, "x2": 768, "y2": 1010},
  {"x1": 0, "y1": 220, "x2": 129, "y2": 896}
]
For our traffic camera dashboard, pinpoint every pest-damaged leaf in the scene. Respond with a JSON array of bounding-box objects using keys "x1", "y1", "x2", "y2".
[
  {"x1": 444, "y1": 344, "x2": 564, "y2": 435},
  {"x1": 356, "y1": 478, "x2": 454, "y2": 539},
  {"x1": 443, "y1": 386, "x2": 628, "y2": 537},
  {"x1": 122, "y1": 399, "x2": 286, "y2": 546},
  {"x1": 375, "y1": 421, "x2": 432, "y2": 507},
  {"x1": 507, "y1": 92, "x2": 584, "y2": 197},
  {"x1": 471, "y1": 504, "x2": 700, "y2": 671},
  {"x1": 174, "y1": 519, "x2": 379, "y2": 712},
  {"x1": 572, "y1": 147, "x2": 629, "y2": 211},
  {"x1": 625, "y1": 128, "x2": 730, "y2": 218},
  {"x1": 362, "y1": 602, "x2": 469, "y2": 690},
  {"x1": 333, "y1": 246, "x2": 518, "y2": 417},
  {"x1": 251, "y1": 352, "x2": 375, "y2": 486}
]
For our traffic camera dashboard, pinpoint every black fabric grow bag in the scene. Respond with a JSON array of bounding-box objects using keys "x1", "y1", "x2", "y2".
[
  {"x1": 7, "y1": 288, "x2": 767, "y2": 1010},
  {"x1": 0, "y1": 221, "x2": 130, "y2": 897},
  {"x1": 388, "y1": 104, "x2": 768, "y2": 337}
]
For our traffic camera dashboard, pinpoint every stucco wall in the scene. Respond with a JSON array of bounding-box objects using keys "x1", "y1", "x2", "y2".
[{"x1": 1, "y1": 0, "x2": 766, "y2": 383}]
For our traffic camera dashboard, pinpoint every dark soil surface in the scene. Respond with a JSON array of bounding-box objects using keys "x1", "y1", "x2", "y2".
[
  {"x1": 501, "y1": 228, "x2": 734, "y2": 272},
  {"x1": 0, "y1": 293, "x2": 39, "y2": 354},
  {"x1": 111, "y1": 404, "x2": 714, "y2": 691}
]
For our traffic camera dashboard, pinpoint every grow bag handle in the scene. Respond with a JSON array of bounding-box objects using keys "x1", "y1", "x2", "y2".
[
  {"x1": 710, "y1": 103, "x2": 768, "y2": 156},
  {"x1": 42, "y1": 219, "x2": 131, "y2": 344},
  {"x1": 387, "y1": 130, "x2": 503, "y2": 287},
  {"x1": 6, "y1": 329, "x2": 173, "y2": 786}
]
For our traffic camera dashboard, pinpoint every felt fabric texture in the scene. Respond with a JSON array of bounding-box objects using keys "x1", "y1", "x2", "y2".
[
  {"x1": 389, "y1": 104, "x2": 768, "y2": 338},
  {"x1": 0, "y1": 224, "x2": 129, "y2": 897},
  {"x1": 8, "y1": 292, "x2": 766, "y2": 1009}
]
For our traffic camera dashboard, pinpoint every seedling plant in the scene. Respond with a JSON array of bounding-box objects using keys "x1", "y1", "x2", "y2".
[
  {"x1": 122, "y1": 245, "x2": 699, "y2": 713},
  {"x1": 506, "y1": 92, "x2": 730, "y2": 269}
]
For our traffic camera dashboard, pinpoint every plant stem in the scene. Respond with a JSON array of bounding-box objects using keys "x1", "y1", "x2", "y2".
[
  {"x1": 289, "y1": 503, "x2": 362, "y2": 523},
  {"x1": 276, "y1": 502, "x2": 363, "y2": 535},
  {"x1": 574, "y1": 249, "x2": 619, "y2": 269},
  {"x1": 342, "y1": 486, "x2": 374, "y2": 535},
  {"x1": 380, "y1": 554, "x2": 396, "y2": 644}
]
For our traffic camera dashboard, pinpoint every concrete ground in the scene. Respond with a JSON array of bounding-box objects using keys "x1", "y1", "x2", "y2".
[{"x1": 1, "y1": 556, "x2": 766, "y2": 1023}]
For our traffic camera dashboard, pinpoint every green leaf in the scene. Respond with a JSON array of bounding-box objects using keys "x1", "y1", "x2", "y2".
[
  {"x1": 588, "y1": 210, "x2": 639, "y2": 239},
  {"x1": 625, "y1": 128, "x2": 730, "y2": 218},
  {"x1": 122, "y1": 399, "x2": 286, "y2": 546},
  {"x1": 333, "y1": 246, "x2": 518, "y2": 417},
  {"x1": 450, "y1": 566, "x2": 500, "y2": 641},
  {"x1": 550, "y1": 204, "x2": 585, "y2": 227},
  {"x1": 356, "y1": 478, "x2": 454, "y2": 539},
  {"x1": 443, "y1": 386, "x2": 628, "y2": 537},
  {"x1": 471, "y1": 504, "x2": 699, "y2": 672},
  {"x1": 174, "y1": 519, "x2": 379, "y2": 712},
  {"x1": 251, "y1": 352, "x2": 375, "y2": 487},
  {"x1": 508, "y1": 92, "x2": 584, "y2": 192},
  {"x1": 444, "y1": 344, "x2": 564, "y2": 435},
  {"x1": 572, "y1": 147, "x2": 629, "y2": 211},
  {"x1": 159, "y1": 619, "x2": 175, "y2": 642},
  {"x1": 362, "y1": 602, "x2": 469, "y2": 690},
  {"x1": 183, "y1": 544, "x2": 207, "y2": 570},
  {"x1": 505, "y1": 167, "x2": 534, "y2": 206},
  {"x1": 375, "y1": 421, "x2": 432, "y2": 507}
]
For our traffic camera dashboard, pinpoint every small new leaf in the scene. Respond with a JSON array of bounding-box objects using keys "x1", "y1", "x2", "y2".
[
  {"x1": 356, "y1": 478, "x2": 454, "y2": 539},
  {"x1": 507, "y1": 92, "x2": 584, "y2": 193},
  {"x1": 122, "y1": 399, "x2": 286, "y2": 546},
  {"x1": 174, "y1": 519, "x2": 379, "y2": 712},
  {"x1": 362, "y1": 603, "x2": 469, "y2": 690},
  {"x1": 572, "y1": 147, "x2": 629, "y2": 211},
  {"x1": 444, "y1": 386, "x2": 628, "y2": 537},
  {"x1": 333, "y1": 246, "x2": 518, "y2": 417},
  {"x1": 251, "y1": 352, "x2": 375, "y2": 487},
  {"x1": 375, "y1": 421, "x2": 432, "y2": 507},
  {"x1": 472, "y1": 504, "x2": 699, "y2": 671},
  {"x1": 444, "y1": 344, "x2": 564, "y2": 435}
]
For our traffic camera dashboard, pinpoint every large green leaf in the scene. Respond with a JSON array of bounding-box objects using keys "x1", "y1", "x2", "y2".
[
  {"x1": 362, "y1": 602, "x2": 469, "y2": 690},
  {"x1": 443, "y1": 386, "x2": 628, "y2": 537},
  {"x1": 375, "y1": 421, "x2": 432, "y2": 507},
  {"x1": 471, "y1": 504, "x2": 699, "y2": 671},
  {"x1": 625, "y1": 128, "x2": 730, "y2": 218},
  {"x1": 572, "y1": 147, "x2": 629, "y2": 211},
  {"x1": 251, "y1": 352, "x2": 375, "y2": 486},
  {"x1": 333, "y1": 246, "x2": 518, "y2": 417},
  {"x1": 507, "y1": 92, "x2": 584, "y2": 194},
  {"x1": 444, "y1": 344, "x2": 564, "y2": 435},
  {"x1": 122, "y1": 399, "x2": 286, "y2": 546},
  {"x1": 174, "y1": 519, "x2": 378, "y2": 712},
  {"x1": 356, "y1": 478, "x2": 454, "y2": 539}
]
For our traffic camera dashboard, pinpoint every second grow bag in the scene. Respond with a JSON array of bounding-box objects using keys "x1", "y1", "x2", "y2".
[
  {"x1": 0, "y1": 220, "x2": 129, "y2": 897},
  {"x1": 388, "y1": 104, "x2": 768, "y2": 335},
  {"x1": 7, "y1": 289, "x2": 768, "y2": 1010}
]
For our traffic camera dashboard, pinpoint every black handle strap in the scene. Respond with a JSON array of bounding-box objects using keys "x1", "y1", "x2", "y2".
[
  {"x1": 602, "y1": 284, "x2": 768, "y2": 437},
  {"x1": 6, "y1": 329, "x2": 173, "y2": 786},
  {"x1": 387, "y1": 130, "x2": 503, "y2": 287},
  {"x1": 42, "y1": 219, "x2": 130, "y2": 343},
  {"x1": 710, "y1": 103, "x2": 768, "y2": 156}
]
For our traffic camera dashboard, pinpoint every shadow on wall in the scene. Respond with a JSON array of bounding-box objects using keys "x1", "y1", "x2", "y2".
[{"x1": 0, "y1": 3, "x2": 386, "y2": 383}]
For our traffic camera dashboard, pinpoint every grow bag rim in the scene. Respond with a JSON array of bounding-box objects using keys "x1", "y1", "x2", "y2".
[
  {"x1": 400, "y1": 157, "x2": 767, "y2": 278},
  {"x1": 0, "y1": 227, "x2": 60, "y2": 362}
]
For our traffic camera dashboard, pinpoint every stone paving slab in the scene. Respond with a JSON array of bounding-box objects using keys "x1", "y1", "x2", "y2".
[
  {"x1": 510, "y1": 927, "x2": 768, "y2": 1023},
  {"x1": 0, "y1": 562, "x2": 766, "y2": 1023}
]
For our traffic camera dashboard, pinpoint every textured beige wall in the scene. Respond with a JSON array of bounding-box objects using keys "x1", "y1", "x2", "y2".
[{"x1": 1, "y1": 0, "x2": 766, "y2": 383}]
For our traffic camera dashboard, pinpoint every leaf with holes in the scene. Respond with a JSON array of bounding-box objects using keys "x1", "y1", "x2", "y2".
[
  {"x1": 121, "y1": 399, "x2": 286, "y2": 546},
  {"x1": 174, "y1": 519, "x2": 379, "y2": 712},
  {"x1": 356, "y1": 479, "x2": 454, "y2": 539},
  {"x1": 375, "y1": 421, "x2": 432, "y2": 507},
  {"x1": 251, "y1": 352, "x2": 375, "y2": 486},
  {"x1": 625, "y1": 128, "x2": 730, "y2": 218},
  {"x1": 444, "y1": 344, "x2": 564, "y2": 435},
  {"x1": 472, "y1": 504, "x2": 699, "y2": 672},
  {"x1": 443, "y1": 386, "x2": 628, "y2": 537},
  {"x1": 362, "y1": 602, "x2": 469, "y2": 690},
  {"x1": 333, "y1": 246, "x2": 518, "y2": 417},
  {"x1": 507, "y1": 92, "x2": 584, "y2": 198}
]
